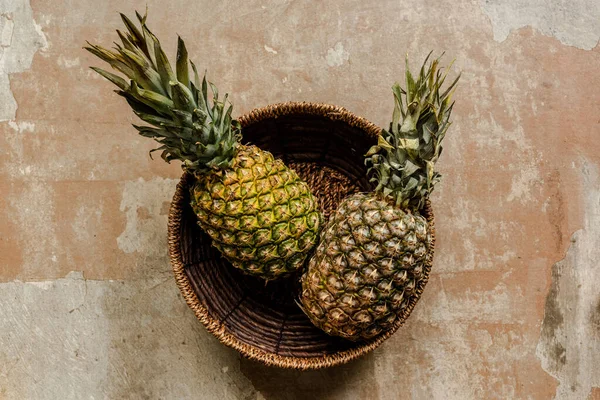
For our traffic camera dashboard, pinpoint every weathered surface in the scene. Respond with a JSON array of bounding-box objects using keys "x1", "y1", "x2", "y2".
[
  {"x1": 0, "y1": 0, "x2": 47, "y2": 121},
  {"x1": 0, "y1": 272, "x2": 257, "y2": 399},
  {"x1": 1, "y1": 0, "x2": 599, "y2": 398},
  {"x1": 481, "y1": 0, "x2": 600, "y2": 49},
  {"x1": 536, "y1": 161, "x2": 600, "y2": 399}
]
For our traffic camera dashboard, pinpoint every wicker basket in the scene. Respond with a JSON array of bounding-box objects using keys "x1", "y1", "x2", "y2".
[{"x1": 168, "y1": 102, "x2": 435, "y2": 369}]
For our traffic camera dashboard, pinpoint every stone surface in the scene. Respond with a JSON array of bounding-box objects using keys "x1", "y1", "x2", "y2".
[{"x1": 0, "y1": 0, "x2": 599, "y2": 399}]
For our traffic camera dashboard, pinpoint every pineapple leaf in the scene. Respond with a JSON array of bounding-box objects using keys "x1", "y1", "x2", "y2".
[
  {"x1": 402, "y1": 160, "x2": 420, "y2": 176},
  {"x1": 130, "y1": 81, "x2": 174, "y2": 116},
  {"x1": 405, "y1": 55, "x2": 416, "y2": 103},
  {"x1": 134, "y1": 125, "x2": 175, "y2": 139},
  {"x1": 391, "y1": 84, "x2": 402, "y2": 135},
  {"x1": 84, "y1": 43, "x2": 136, "y2": 79},
  {"x1": 201, "y1": 74, "x2": 209, "y2": 112},
  {"x1": 119, "y1": 48, "x2": 165, "y2": 94},
  {"x1": 133, "y1": 111, "x2": 179, "y2": 128},
  {"x1": 419, "y1": 51, "x2": 433, "y2": 82},
  {"x1": 189, "y1": 60, "x2": 202, "y2": 105},
  {"x1": 176, "y1": 36, "x2": 190, "y2": 88},
  {"x1": 116, "y1": 30, "x2": 136, "y2": 52},
  {"x1": 209, "y1": 82, "x2": 219, "y2": 101},
  {"x1": 367, "y1": 52, "x2": 460, "y2": 210},
  {"x1": 365, "y1": 145, "x2": 381, "y2": 157},
  {"x1": 119, "y1": 13, "x2": 148, "y2": 55},
  {"x1": 148, "y1": 28, "x2": 175, "y2": 97},
  {"x1": 202, "y1": 76, "x2": 212, "y2": 119},
  {"x1": 148, "y1": 145, "x2": 167, "y2": 160},
  {"x1": 190, "y1": 60, "x2": 201, "y2": 89},
  {"x1": 171, "y1": 109, "x2": 193, "y2": 126},
  {"x1": 170, "y1": 80, "x2": 196, "y2": 112},
  {"x1": 377, "y1": 135, "x2": 393, "y2": 150},
  {"x1": 440, "y1": 72, "x2": 461, "y2": 102},
  {"x1": 116, "y1": 90, "x2": 156, "y2": 115},
  {"x1": 90, "y1": 67, "x2": 129, "y2": 90},
  {"x1": 87, "y1": 11, "x2": 241, "y2": 173},
  {"x1": 135, "y1": 8, "x2": 147, "y2": 24}
]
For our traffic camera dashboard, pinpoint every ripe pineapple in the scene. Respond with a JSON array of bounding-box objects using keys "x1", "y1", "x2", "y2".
[
  {"x1": 85, "y1": 12, "x2": 322, "y2": 279},
  {"x1": 300, "y1": 53, "x2": 459, "y2": 340}
]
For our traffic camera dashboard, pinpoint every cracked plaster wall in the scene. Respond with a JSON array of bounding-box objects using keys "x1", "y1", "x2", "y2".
[
  {"x1": 0, "y1": 0, "x2": 47, "y2": 121},
  {"x1": 1, "y1": 0, "x2": 599, "y2": 399}
]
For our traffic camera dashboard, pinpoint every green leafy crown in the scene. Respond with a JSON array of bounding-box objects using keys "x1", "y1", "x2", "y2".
[
  {"x1": 366, "y1": 52, "x2": 460, "y2": 210},
  {"x1": 84, "y1": 11, "x2": 240, "y2": 173}
]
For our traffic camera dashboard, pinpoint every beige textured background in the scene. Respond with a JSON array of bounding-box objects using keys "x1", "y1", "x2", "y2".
[{"x1": 1, "y1": 0, "x2": 600, "y2": 399}]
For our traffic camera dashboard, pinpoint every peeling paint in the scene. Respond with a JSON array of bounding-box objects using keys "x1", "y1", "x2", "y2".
[
  {"x1": 1, "y1": 13, "x2": 14, "y2": 47},
  {"x1": 507, "y1": 165, "x2": 541, "y2": 203},
  {"x1": 0, "y1": 0, "x2": 47, "y2": 121},
  {"x1": 7, "y1": 120, "x2": 34, "y2": 133},
  {"x1": 263, "y1": 44, "x2": 278, "y2": 54},
  {"x1": 536, "y1": 161, "x2": 600, "y2": 399},
  {"x1": 325, "y1": 41, "x2": 349, "y2": 67},
  {"x1": 56, "y1": 54, "x2": 80, "y2": 68},
  {"x1": 481, "y1": 0, "x2": 600, "y2": 49},
  {"x1": 3, "y1": 120, "x2": 35, "y2": 177}
]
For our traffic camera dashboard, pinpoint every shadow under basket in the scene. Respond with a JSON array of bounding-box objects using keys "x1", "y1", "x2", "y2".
[{"x1": 168, "y1": 102, "x2": 435, "y2": 370}]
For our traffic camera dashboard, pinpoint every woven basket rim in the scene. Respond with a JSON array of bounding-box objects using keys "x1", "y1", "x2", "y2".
[{"x1": 168, "y1": 101, "x2": 435, "y2": 369}]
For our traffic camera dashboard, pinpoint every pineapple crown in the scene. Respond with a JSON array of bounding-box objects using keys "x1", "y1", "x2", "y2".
[
  {"x1": 84, "y1": 11, "x2": 240, "y2": 173},
  {"x1": 366, "y1": 52, "x2": 460, "y2": 211}
]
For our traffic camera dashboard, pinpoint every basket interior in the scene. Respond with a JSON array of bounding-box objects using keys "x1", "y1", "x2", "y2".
[{"x1": 179, "y1": 112, "x2": 379, "y2": 358}]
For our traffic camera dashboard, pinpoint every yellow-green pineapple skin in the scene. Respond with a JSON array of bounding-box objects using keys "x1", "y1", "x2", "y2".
[
  {"x1": 300, "y1": 193, "x2": 430, "y2": 341},
  {"x1": 191, "y1": 145, "x2": 322, "y2": 278}
]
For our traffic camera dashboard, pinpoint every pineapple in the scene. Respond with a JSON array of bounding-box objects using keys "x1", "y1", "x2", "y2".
[
  {"x1": 85, "y1": 12, "x2": 322, "y2": 279},
  {"x1": 300, "y1": 53, "x2": 459, "y2": 340}
]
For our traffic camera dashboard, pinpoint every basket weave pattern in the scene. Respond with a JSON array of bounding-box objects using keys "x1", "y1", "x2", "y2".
[{"x1": 168, "y1": 102, "x2": 435, "y2": 369}]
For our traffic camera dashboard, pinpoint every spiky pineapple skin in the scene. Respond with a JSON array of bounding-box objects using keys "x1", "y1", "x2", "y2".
[
  {"x1": 300, "y1": 193, "x2": 431, "y2": 341},
  {"x1": 190, "y1": 145, "x2": 322, "y2": 279}
]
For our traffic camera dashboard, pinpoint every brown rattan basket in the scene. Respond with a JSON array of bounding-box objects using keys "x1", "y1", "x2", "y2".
[{"x1": 168, "y1": 102, "x2": 435, "y2": 369}]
